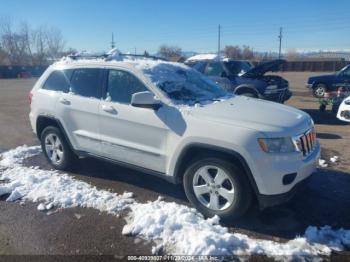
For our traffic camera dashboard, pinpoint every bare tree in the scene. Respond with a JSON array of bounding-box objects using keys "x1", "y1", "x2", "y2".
[
  {"x1": 45, "y1": 27, "x2": 65, "y2": 60},
  {"x1": 0, "y1": 16, "x2": 67, "y2": 65},
  {"x1": 158, "y1": 45, "x2": 182, "y2": 60},
  {"x1": 242, "y1": 45, "x2": 254, "y2": 59},
  {"x1": 224, "y1": 45, "x2": 242, "y2": 59}
]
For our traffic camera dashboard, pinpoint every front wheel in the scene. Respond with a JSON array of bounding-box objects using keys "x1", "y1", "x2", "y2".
[
  {"x1": 183, "y1": 157, "x2": 253, "y2": 221},
  {"x1": 313, "y1": 84, "x2": 326, "y2": 98}
]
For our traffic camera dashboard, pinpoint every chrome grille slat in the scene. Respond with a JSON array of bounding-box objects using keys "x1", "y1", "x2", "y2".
[{"x1": 297, "y1": 128, "x2": 316, "y2": 157}]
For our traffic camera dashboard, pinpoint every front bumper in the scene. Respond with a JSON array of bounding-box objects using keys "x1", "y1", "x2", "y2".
[
  {"x1": 262, "y1": 89, "x2": 292, "y2": 103},
  {"x1": 306, "y1": 83, "x2": 313, "y2": 89},
  {"x1": 247, "y1": 141, "x2": 320, "y2": 205},
  {"x1": 258, "y1": 174, "x2": 312, "y2": 209}
]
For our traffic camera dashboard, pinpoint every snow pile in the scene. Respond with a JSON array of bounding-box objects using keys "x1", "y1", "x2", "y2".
[
  {"x1": 330, "y1": 156, "x2": 339, "y2": 163},
  {"x1": 1, "y1": 146, "x2": 350, "y2": 260},
  {"x1": 318, "y1": 159, "x2": 328, "y2": 168},
  {"x1": 0, "y1": 146, "x2": 133, "y2": 213},
  {"x1": 0, "y1": 145, "x2": 41, "y2": 167},
  {"x1": 123, "y1": 198, "x2": 350, "y2": 260}
]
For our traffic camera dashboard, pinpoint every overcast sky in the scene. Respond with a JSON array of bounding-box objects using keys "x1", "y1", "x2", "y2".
[{"x1": 1, "y1": 0, "x2": 349, "y2": 54}]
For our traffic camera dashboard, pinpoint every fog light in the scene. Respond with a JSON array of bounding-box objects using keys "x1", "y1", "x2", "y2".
[{"x1": 282, "y1": 173, "x2": 297, "y2": 185}]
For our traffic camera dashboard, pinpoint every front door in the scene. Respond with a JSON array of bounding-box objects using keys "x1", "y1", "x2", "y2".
[{"x1": 99, "y1": 69, "x2": 169, "y2": 173}]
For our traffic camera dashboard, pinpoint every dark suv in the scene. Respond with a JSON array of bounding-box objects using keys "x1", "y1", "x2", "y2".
[
  {"x1": 186, "y1": 59, "x2": 292, "y2": 103},
  {"x1": 306, "y1": 64, "x2": 350, "y2": 98}
]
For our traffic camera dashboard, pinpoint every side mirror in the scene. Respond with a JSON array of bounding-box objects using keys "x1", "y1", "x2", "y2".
[{"x1": 131, "y1": 91, "x2": 162, "y2": 110}]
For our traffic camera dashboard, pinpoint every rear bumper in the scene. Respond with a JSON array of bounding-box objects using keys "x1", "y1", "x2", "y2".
[{"x1": 257, "y1": 174, "x2": 312, "y2": 209}]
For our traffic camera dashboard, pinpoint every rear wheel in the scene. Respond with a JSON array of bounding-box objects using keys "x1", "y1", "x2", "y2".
[
  {"x1": 313, "y1": 84, "x2": 326, "y2": 98},
  {"x1": 41, "y1": 126, "x2": 76, "y2": 170},
  {"x1": 183, "y1": 156, "x2": 253, "y2": 221}
]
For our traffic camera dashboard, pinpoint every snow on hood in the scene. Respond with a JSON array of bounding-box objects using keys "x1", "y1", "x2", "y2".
[{"x1": 1, "y1": 146, "x2": 350, "y2": 259}]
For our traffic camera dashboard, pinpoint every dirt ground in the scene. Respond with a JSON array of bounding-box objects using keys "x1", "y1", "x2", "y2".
[{"x1": 0, "y1": 73, "x2": 349, "y2": 259}]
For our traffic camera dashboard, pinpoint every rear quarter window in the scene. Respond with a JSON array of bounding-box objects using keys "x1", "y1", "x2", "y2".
[{"x1": 42, "y1": 70, "x2": 72, "y2": 92}]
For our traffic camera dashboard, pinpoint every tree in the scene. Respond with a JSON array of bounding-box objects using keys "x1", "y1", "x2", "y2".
[
  {"x1": 158, "y1": 45, "x2": 182, "y2": 60},
  {"x1": 224, "y1": 45, "x2": 242, "y2": 59},
  {"x1": 0, "y1": 16, "x2": 67, "y2": 65},
  {"x1": 242, "y1": 45, "x2": 254, "y2": 59},
  {"x1": 143, "y1": 50, "x2": 150, "y2": 57}
]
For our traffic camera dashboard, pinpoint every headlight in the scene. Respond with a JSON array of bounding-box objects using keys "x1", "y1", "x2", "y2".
[
  {"x1": 258, "y1": 137, "x2": 296, "y2": 153},
  {"x1": 266, "y1": 85, "x2": 278, "y2": 90}
]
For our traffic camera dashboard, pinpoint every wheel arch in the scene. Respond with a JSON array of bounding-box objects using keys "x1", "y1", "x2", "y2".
[
  {"x1": 36, "y1": 115, "x2": 75, "y2": 152},
  {"x1": 173, "y1": 143, "x2": 259, "y2": 197},
  {"x1": 234, "y1": 85, "x2": 260, "y2": 97}
]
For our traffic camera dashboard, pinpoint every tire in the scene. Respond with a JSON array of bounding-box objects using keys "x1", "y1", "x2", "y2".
[
  {"x1": 183, "y1": 156, "x2": 253, "y2": 221},
  {"x1": 40, "y1": 126, "x2": 76, "y2": 170},
  {"x1": 313, "y1": 84, "x2": 326, "y2": 98}
]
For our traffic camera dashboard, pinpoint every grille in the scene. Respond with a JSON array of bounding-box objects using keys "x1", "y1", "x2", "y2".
[{"x1": 296, "y1": 128, "x2": 317, "y2": 156}]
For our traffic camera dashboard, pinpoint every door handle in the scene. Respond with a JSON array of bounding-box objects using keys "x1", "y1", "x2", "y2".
[
  {"x1": 59, "y1": 98, "x2": 70, "y2": 105},
  {"x1": 102, "y1": 104, "x2": 117, "y2": 114}
]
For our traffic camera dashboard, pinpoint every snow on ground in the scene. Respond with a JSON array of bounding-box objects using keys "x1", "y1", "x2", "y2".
[
  {"x1": 1, "y1": 146, "x2": 350, "y2": 260},
  {"x1": 318, "y1": 159, "x2": 328, "y2": 168},
  {"x1": 330, "y1": 156, "x2": 339, "y2": 163},
  {"x1": 123, "y1": 198, "x2": 350, "y2": 260},
  {"x1": 0, "y1": 145, "x2": 133, "y2": 213}
]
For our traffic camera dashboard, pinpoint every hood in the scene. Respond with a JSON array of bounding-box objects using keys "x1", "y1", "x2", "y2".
[
  {"x1": 242, "y1": 59, "x2": 286, "y2": 78},
  {"x1": 308, "y1": 74, "x2": 337, "y2": 82},
  {"x1": 190, "y1": 96, "x2": 312, "y2": 136}
]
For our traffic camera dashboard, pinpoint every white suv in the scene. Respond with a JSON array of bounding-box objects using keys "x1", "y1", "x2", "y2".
[{"x1": 29, "y1": 53, "x2": 320, "y2": 220}]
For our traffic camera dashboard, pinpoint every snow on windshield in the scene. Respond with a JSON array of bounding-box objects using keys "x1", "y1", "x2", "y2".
[{"x1": 135, "y1": 61, "x2": 229, "y2": 105}]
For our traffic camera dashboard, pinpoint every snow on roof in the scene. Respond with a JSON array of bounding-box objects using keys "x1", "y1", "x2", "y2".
[{"x1": 185, "y1": 53, "x2": 219, "y2": 63}]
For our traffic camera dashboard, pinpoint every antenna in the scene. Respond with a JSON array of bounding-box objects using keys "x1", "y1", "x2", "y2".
[
  {"x1": 278, "y1": 27, "x2": 283, "y2": 59},
  {"x1": 111, "y1": 33, "x2": 115, "y2": 49}
]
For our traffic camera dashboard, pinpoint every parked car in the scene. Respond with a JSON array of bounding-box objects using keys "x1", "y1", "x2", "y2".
[
  {"x1": 29, "y1": 53, "x2": 319, "y2": 221},
  {"x1": 337, "y1": 95, "x2": 350, "y2": 122},
  {"x1": 306, "y1": 64, "x2": 350, "y2": 98},
  {"x1": 185, "y1": 58, "x2": 292, "y2": 103}
]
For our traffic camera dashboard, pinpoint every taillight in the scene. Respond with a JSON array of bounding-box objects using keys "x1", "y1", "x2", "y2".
[{"x1": 28, "y1": 92, "x2": 33, "y2": 105}]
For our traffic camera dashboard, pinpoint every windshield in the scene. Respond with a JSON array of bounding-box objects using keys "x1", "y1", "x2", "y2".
[
  {"x1": 339, "y1": 65, "x2": 350, "y2": 76},
  {"x1": 142, "y1": 63, "x2": 229, "y2": 105},
  {"x1": 224, "y1": 61, "x2": 252, "y2": 76}
]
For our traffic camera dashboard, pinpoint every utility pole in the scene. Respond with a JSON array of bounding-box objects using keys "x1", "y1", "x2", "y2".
[
  {"x1": 111, "y1": 33, "x2": 115, "y2": 49},
  {"x1": 278, "y1": 27, "x2": 283, "y2": 59},
  {"x1": 218, "y1": 24, "x2": 221, "y2": 61}
]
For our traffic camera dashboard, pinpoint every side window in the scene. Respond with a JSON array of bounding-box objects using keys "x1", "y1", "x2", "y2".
[
  {"x1": 205, "y1": 62, "x2": 225, "y2": 77},
  {"x1": 42, "y1": 70, "x2": 72, "y2": 92},
  {"x1": 107, "y1": 70, "x2": 148, "y2": 104},
  {"x1": 70, "y1": 68, "x2": 103, "y2": 98}
]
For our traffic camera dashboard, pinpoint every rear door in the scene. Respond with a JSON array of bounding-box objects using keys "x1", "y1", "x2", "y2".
[
  {"x1": 98, "y1": 68, "x2": 169, "y2": 173},
  {"x1": 55, "y1": 68, "x2": 103, "y2": 155}
]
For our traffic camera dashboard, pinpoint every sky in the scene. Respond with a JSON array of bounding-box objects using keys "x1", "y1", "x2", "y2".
[{"x1": 1, "y1": 0, "x2": 350, "y2": 54}]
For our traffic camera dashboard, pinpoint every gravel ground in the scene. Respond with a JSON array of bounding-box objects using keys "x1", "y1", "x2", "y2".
[{"x1": 0, "y1": 73, "x2": 349, "y2": 260}]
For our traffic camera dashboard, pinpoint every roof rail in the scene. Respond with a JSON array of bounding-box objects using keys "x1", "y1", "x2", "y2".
[{"x1": 66, "y1": 52, "x2": 166, "y2": 62}]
